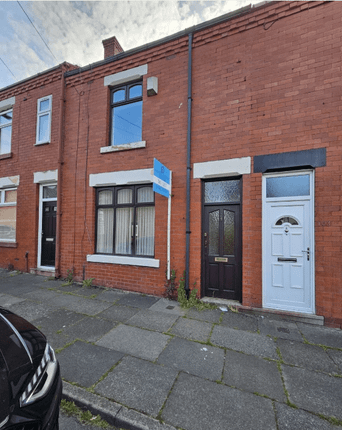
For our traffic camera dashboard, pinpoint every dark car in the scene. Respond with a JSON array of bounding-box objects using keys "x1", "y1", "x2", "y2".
[{"x1": 0, "y1": 307, "x2": 62, "y2": 429}]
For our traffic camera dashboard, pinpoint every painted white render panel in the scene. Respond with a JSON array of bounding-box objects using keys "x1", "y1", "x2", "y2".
[
  {"x1": 89, "y1": 168, "x2": 152, "y2": 187},
  {"x1": 87, "y1": 254, "x2": 160, "y2": 268},
  {"x1": 193, "y1": 157, "x2": 251, "y2": 179},
  {"x1": 34, "y1": 170, "x2": 58, "y2": 184},
  {"x1": 0, "y1": 96, "x2": 15, "y2": 112},
  {"x1": 104, "y1": 64, "x2": 148, "y2": 87},
  {"x1": 0, "y1": 175, "x2": 20, "y2": 188}
]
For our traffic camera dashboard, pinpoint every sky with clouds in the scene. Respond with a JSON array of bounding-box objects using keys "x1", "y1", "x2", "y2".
[{"x1": 0, "y1": 0, "x2": 261, "y2": 90}]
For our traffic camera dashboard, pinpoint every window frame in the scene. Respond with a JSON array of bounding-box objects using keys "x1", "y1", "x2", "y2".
[
  {"x1": 95, "y1": 184, "x2": 155, "y2": 257},
  {"x1": 0, "y1": 188, "x2": 17, "y2": 242},
  {"x1": 110, "y1": 80, "x2": 143, "y2": 147},
  {"x1": 0, "y1": 109, "x2": 13, "y2": 155},
  {"x1": 36, "y1": 95, "x2": 52, "y2": 145}
]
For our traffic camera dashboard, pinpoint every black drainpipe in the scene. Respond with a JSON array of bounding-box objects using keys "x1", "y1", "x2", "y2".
[{"x1": 185, "y1": 33, "x2": 193, "y2": 297}]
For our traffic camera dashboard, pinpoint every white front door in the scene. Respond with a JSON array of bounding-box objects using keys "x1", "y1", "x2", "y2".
[{"x1": 263, "y1": 171, "x2": 314, "y2": 314}]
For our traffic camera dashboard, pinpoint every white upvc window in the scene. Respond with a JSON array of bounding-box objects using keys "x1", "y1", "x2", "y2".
[
  {"x1": 0, "y1": 188, "x2": 17, "y2": 242},
  {"x1": 0, "y1": 109, "x2": 13, "y2": 155},
  {"x1": 36, "y1": 95, "x2": 52, "y2": 145}
]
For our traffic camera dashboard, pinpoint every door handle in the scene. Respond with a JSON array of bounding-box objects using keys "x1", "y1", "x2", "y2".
[{"x1": 302, "y1": 247, "x2": 310, "y2": 261}]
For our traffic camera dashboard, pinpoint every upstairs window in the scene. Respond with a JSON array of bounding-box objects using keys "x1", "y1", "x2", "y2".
[
  {"x1": 110, "y1": 82, "x2": 142, "y2": 146},
  {"x1": 36, "y1": 95, "x2": 52, "y2": 145},
  {"x1": 0, "y1": 110, "x2": 12, "y2": 155},
  {"x1": 96, "y1": 184, "x2": 154, "y2": 257},
  {"x1": 0, "y1": 188, "x2": 17, "y2": 242}
]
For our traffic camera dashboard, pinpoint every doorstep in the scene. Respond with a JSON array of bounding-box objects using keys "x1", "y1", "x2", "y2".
[
  {"x1": 201, "y1": 297, "x2": 324, "y2": 326},
  {"x1": 30, "y1": 267, "x2": 55, "y2": 278}
]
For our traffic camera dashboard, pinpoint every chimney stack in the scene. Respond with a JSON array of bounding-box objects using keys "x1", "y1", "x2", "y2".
[{"x1": 102, "y1": 36, "x2": 124, "y2": 59}]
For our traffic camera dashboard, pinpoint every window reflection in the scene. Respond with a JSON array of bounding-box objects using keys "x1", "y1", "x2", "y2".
[{"x1": 129, "y1": 84, "x2": 142, "y2": 99}]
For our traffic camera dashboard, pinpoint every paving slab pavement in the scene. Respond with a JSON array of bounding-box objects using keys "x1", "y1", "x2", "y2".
[
  {"x1": 58, "y1": 341, "x2": 124, "y2": 387},
  {"x1": 1, "y1": 269, "x2": 342, "y2": 430},
  {"x1": 95, "y1": 356, "x2": 178, "y2": 417},
  {"x1": 96, "y1": 324, "x2": 171, "y2": 361},
  {"x1": 157, "y1": 336, "x2": 225, "y2": 381}
]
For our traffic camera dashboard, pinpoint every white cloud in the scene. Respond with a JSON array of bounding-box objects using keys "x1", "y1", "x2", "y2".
[{"x1": 0, "y1": 0, "x2": 256, "y2": 89}]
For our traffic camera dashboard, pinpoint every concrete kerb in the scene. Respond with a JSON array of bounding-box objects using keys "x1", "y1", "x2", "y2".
[{"x1": 62, "y1": 382, "x2": 177, "y2": 430}]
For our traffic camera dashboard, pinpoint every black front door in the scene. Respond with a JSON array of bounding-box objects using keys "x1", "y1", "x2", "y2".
[
  {"x1": 41, "y1": 201, "x2": 56, "y2": 266},
  {"x1": 203, "y1": 205, "x2": 241, "y2": 300},
  {"x1": 202, "y1": 178, "x2": 242, "y2": 301}
]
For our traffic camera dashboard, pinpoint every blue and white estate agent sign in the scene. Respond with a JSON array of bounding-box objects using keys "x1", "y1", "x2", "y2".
[
  {"x1": 153, "y1": 158, "x2": 171, "y2": 198},
  {"x1": 153, "y1": 158, "x2": 172, "y2": 280}
]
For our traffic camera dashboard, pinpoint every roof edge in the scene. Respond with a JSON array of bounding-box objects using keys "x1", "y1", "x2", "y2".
[{"x1": 0, "y1": 62, "x2": 76, "y2": 95}]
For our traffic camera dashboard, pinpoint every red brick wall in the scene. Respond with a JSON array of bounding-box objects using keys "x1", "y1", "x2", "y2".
[
  {"x1": 61, "y1": 47, "x2": 189, "y2": 294},
  {"x1": 0, "y1": 67, "x2": 68, "y2": 273},
  {"x1": 189, "y1": 1, "x2": 342, "y2": 325},
  {"x1": 60, "y1": 1, "x2": 342, "y2": 325}
]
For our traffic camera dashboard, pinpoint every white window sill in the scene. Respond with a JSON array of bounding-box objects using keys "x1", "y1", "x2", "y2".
[
  {"x1": 35, "y1": 141, "x2": 50, "y2": 146},
  {"x1": 100, "y1": 141, "x2": 146, "y2": 153},
  {"x1": 0, "y1": 152, "x2": 12, "y2": 160},
  {"x1": 87, "y1": 254, "x2": 159, "y2": 268},
  {"x1": 0, "y1": 241, "x2": 17, "y2": 248}
]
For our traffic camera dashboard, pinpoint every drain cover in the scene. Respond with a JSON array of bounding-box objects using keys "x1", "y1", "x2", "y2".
[
  {"x1": 277, "y1": 327, "x2": 290, "y2": 334},
  {"x1": 166, "y1": 305, "x2": 175, "y2": 310}
]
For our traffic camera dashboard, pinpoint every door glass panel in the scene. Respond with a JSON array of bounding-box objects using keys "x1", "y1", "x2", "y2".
[
  {"x1": 43, "y1": 185, "x2": 57, "y2": 199},
  {"x1": 275, "y1": 216, "x2": 298, "y2": 226},
  {"x1": 266, "y1": 175, "x2": 310, "y2": 198},
  {"x1": 204, "y1": 180, "x2": 240, "y2": 203},
  {"x1": 224, "y1": 210, "x2": 234, "y2": 255},
  {"x1": 208, "y1": 210, "x2": 219, "y2": 255}
]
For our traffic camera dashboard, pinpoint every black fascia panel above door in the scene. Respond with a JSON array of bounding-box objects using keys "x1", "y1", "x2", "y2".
[{"x1": 254, "y1": 148, "x2": 326, "y2": 173}]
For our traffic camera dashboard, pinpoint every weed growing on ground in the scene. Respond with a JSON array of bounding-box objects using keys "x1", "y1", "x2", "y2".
[
  {"x1": 82, "y1": 278, "x2": 95, "y2": 288},
  {"x1": 60, "y1": 399, "x2": 112, "y2": 428},
  {"x1": 177, "y1": 272, "x2": 216, "y2": 311},
  {"x1": 61, "y1": 269, "x2": 74, "y2": 287}
]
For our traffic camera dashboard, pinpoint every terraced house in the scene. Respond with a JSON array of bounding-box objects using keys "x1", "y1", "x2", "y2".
[{"x1": 1, "y1": 1, "x2": 341, "y2": 328}]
